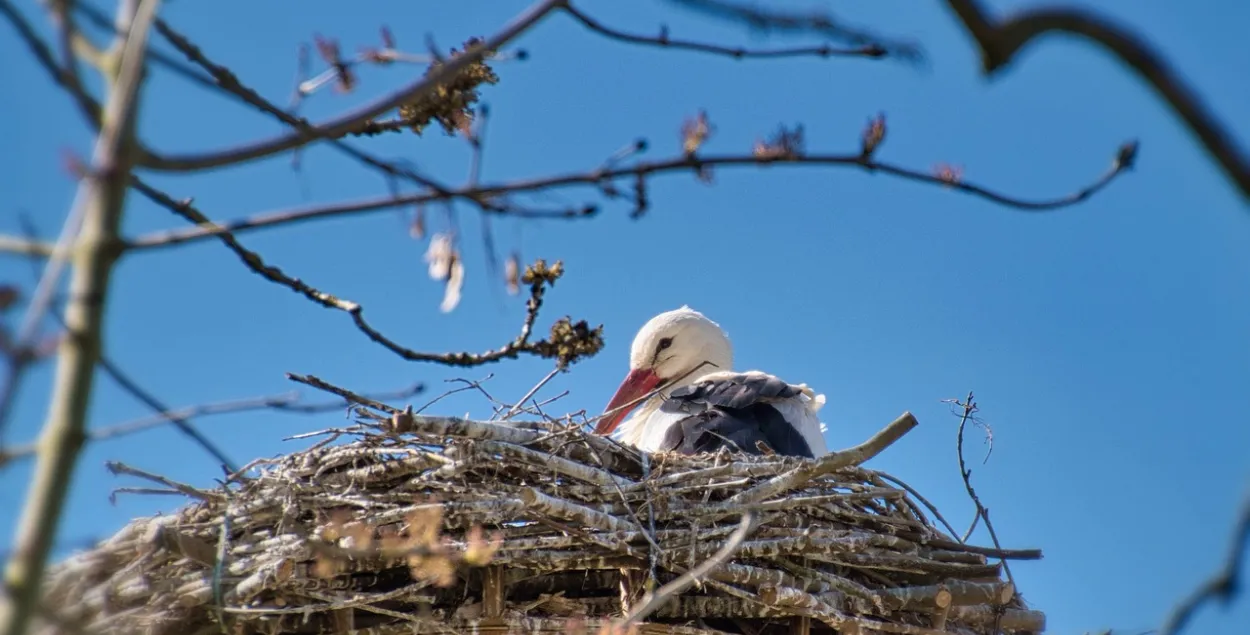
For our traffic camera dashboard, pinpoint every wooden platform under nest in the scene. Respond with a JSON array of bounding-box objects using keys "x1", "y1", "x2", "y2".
[{"x1": 37, "y1": 383, "x2": 1046, "y2": 635}]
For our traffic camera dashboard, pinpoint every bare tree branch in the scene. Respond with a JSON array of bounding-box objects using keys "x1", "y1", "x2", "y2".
[
  {"x1": 950, "y1": 392, "x2": 1014, "y2": 593},
  {"x1": 133, "y1": 0, "x2": 566, "y2": 172},
  {"x1": 666, "y1": 0, "x2": 924, "y2": 62},
  {"x1": 0, "y1": 0, "x2": 160, "y2": 632},
  {"x1": 1159, "y1": 490, "x2": 1250, "y2": 635},
  {"x1": 565, "y1": 3, "x2": 889, "y2": 60},
  {"x1": 132, "y1": 182, "x2": 606, "y2": 369},
  {"x1": 5, "y1": 212, "x2": 238, "y2": 472},
  {"x1": 0, "y1": 382, "x2": 425, "y2": 468},
  {"x1": 144, "y1": 16, "x2": 481, "y2": 201},
  {"x1": 114, "y1": 140, "x2": 1131, "y2": 255},
  {"x1": 665, "y1": 0, "x2": 1246, "y2": 203},
  {"x1": 92, "y1": 356, "x2": 238, "y2": 471},
  {"x1": 941, "y1": 0, "x2": 1249, "y2": 203},
  {"x1": 0, "y1": 0, "x2": 103, "y2": 129}
]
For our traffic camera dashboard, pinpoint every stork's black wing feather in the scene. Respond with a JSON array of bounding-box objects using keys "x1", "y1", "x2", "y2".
[
  {"x1": 657, "y1": 373, "x2": 814, "y2": 458},
  {"x1": 666, "y1": 373, "x2": 802, "y2": 410}
]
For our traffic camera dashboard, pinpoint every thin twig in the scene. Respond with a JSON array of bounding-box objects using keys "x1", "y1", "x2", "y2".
[
  {"x1": 131, "y1": 178, "x2": 599, "y2": 367},
  {"x1": 122, "y1": 145, "x2": 1132, "y2": 253},
  {"x1": 499, "y1": 367, "x2": 561, "y2": 421},
  {"x1": 106, "y1": 461, "x2": 218, "y2": 501},
  {"x1": 96, "y1": 356, "x2": 238, "y2": 471},
  {"x1": 564, "y1": 3, "x2": 889, "y2": 59},
  {"x1": 134, "y1": 0, "x2": 566, "y2": 172},
  {"x1": 952, "y1": 392, "x2": 1014, "y2": 591},
  {"x1": 622, "y1": 511, "x2": 758, "y2": 626},
  {"x1": 146, "y1": 17, "x2": 469, "y2": 203},
  {"x1": 8, "y1": 212, "x2": 238, "y2": 472},
  {"x1": 0, "y1": 0, "x2": 103, "y2": 128},
  {"x1": 873, "y1": 471, "x2": 962, "y2": 541},
  {"x1": 666, "y1": 0, "x2": 924, "y2": 62},
  {"x1": 0, "y1": 383, "x2": 424, "y2": 467}
]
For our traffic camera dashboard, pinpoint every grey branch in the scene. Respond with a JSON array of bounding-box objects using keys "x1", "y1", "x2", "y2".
[
  {"x1": 0, "y1": 1, "x2": 160, "y2": 633},
  {"x1": 623, "y1": 511, "x2": 759, "y2": 626}
]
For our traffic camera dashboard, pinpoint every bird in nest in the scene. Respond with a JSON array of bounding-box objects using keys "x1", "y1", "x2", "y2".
[{"x1": 595, "y1": 306, "x2": 828, "y2": 459}]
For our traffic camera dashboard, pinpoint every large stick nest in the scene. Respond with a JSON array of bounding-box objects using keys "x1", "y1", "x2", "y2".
[{"x1": 38, "y1": 388, "x2": 1045, "y2": 635}]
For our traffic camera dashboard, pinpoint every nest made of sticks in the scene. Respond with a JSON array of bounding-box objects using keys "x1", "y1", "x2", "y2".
[{"x1": 39, "y1": 384, "x2": 1045, "y2": 635}]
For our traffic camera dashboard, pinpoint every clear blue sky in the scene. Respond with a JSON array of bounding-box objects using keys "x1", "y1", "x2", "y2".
[{"x1": 3, "y1": 1, "x2": 1248, "y2": 633}]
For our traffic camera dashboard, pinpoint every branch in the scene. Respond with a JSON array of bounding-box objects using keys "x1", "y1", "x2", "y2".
[
  {"x1": 134, "y1": 0, "x2": 566, "y2": 172},
  {"x1": 665, "y1": 0, "x2": 924, "y2": 62},
  {"x1": 143, "y1": 16, "x2": 474, "y2": 201},
  {"x1": 942, "y1": 0, "x2": 1249, "y2": 202},
  {"x1": 135, "y1": 183, "x2": 602, "y2": 367},
  {"x1": 0, "y1": 0, "x2": 103, "y2": 130},
  {"x1": 0, "y1": 235, "x2": 55, "y2": 257},
  {"x1": 5, "y1": 211, "x2": 239, "y2": 473},
  {"x1": 622, "y1": 511, "x2": 758, "y2": 626},
  {"x1": 0, "y1": 383, "x2": 425, "y2": 469},
  {"x1": 951, "y1": 392, "x2": 1015, "y2": 591},
  {"x1": 133, "y1": 183, "x2": 605, "y2": 368},
  {"x1": 123, "y1": 142, "x2": 1130, "y2": 253},
  {"x1": 724, "y1": 411, "x2": 919, "y2": 506},
  {"x1": 95, "y1": 356, "x2": 238, "y2": 471},
  {"x1": 564, "y1": 3, "x2": 889, "y2": 60},
  {"x1": 1159, "y1": 490, "x2": 1250, "y2": 635},
  {"x1": 0, "y1": 0, "x2": 158, "y2": 632}
]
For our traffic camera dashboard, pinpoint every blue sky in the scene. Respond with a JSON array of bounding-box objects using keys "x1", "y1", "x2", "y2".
[{"x1": 2, "y1": 0, "x2": 1248, "y2": 633}]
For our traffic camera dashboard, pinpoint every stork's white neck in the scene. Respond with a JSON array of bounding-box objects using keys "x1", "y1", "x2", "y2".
[{"x1": 617, "y1": 365, "x2": 723, "y2": 449}]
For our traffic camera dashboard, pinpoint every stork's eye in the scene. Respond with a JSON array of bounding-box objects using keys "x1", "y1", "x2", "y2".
[{"x1": 657, "y1": 337, "x2": 673, "y2": 351}]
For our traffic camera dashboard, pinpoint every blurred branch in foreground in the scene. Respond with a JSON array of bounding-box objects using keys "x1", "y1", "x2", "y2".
[
  {"x1": 669, "y1": 0, "x2": 1249, "y2": 203},
  {"x1": 0, "y1": 0, "x2": 158, "y2": 633},
  {"x1": 1159, "y1": 490, "x2": 1250, "y2": 635}
]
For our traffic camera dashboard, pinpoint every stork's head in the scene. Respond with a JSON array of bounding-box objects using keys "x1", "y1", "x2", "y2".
[{"x1": 595, "y1": 306, "x2": 733, "y2": 436}]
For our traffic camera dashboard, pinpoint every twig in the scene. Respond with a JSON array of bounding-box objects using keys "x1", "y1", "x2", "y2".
[
  {"x1": 106, "y1": 461, "x2": 218, "y2": 501},
  {"x1": 622, "y1": 511, "x2": 758, "y2": 626},
  {"x1": 123, "y1": 144, "x2": 1132, "y2": 253},
  {"x1": 1158, "y1": 490, "x2": 1250, "y2": 635},
  {"x1": 942, "y1": 0, "x2": 1248, "y2": 202},
  {"x1": 286, "y1": 374, "x2": 404, "y2": 415},
  {"x1": 564, "y1": 3, "x2": 889, "y2": 59},
  {"x1": 952, "y1": 392, "x2": 1014, "y2": 591},
  {"x1": 0, "y1": 0, "x2": 103, "y2": 129},
  {"x1": 135, "y1": 0, "x2": 566, "y2": 172},
  {"x1": 665, "y1": 0, "x2": 923, "y2": 62},
  {"x1": 417, "y1": 376, "x2": 498, "y2": 415},
  {"x1": 96, "y1": 356, "x2": 238, "y2": 471},
  {"x1": 6, "y1": 211, "x2": 238, "y2": 472},
  {"x1": 132, "y1": 178, "x2": 598, "y2": 367},
  {"x1": 872, "y1": 471, "x2": 962, "y2": 541},
  {"x1": 146, "y1": 17, "x2": 472, "y2": 203},
  {"x1": 499, "y1": 367, "x2": 561, "y2": 421},
  {"x1": 0, "y1": 1, "x2": 159, "y2": 632},
  {"x1": 724, "y1": 412, "x2": 919, "y2": 506},
  {"x1": 0, "y1": 383, "x2": 424, "y2": 468}
]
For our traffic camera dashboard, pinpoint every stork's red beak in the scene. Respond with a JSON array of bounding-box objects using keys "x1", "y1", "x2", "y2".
[{"x1": 595, "y1": 368, "x2": 662, "y2": 435}]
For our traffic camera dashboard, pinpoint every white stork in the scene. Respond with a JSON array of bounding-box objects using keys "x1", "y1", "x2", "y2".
[{"x1": 594, "y1": 306, "x2": 828, "y2": 458}]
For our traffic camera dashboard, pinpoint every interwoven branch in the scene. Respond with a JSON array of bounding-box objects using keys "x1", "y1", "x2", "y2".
[{"x1": 36, "y1": 392, "x2": 1043, "y2": 634}]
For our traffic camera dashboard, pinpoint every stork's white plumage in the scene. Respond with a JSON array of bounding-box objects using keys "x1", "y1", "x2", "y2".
[{"x1": 594, "y1": 307, "x2": 828, "y2": 458}]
